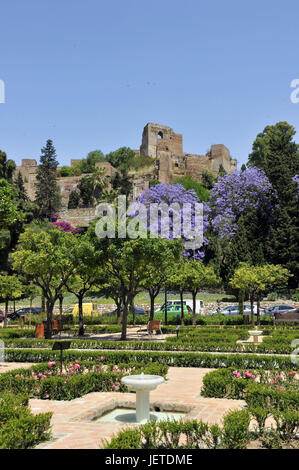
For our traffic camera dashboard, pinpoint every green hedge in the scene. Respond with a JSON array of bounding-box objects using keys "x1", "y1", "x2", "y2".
[
  {"x1": 0, "y1": 360, "x2": 168, "y2": 400},
  {"x1": 104, "y1": 409, "x2": 251, "y2": 449},
  {"x1": 4, "y1": 348, "x2": 297, "y2": 370},
  {"x1": 0, "y1": 392, "x2": 52, "y2": 449}
]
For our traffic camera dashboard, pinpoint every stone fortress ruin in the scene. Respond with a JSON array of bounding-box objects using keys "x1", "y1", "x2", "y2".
[{"x1": 15, "y1": 123, "x2": 237, "y2": 226}]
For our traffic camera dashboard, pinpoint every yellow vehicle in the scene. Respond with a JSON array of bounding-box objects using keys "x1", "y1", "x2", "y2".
[{"x1": 64, "y1": 302, "x2": 98, "y2": 316}]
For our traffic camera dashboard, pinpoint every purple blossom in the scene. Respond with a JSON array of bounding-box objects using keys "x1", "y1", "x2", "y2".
[
  {"x1": 293, "y1": 175, "x2": 299, "y2": 195},
  {"x1": 133, "y1": 183, "x2": 209, "y2": 260},
  {"x1": 208, "y1": 167, "x2": 274, "y2": 239}
]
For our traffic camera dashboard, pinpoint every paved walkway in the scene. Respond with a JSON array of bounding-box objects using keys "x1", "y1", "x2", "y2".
[{"x1": 31, "y1": 367, "x2": 245, "y2": 449}]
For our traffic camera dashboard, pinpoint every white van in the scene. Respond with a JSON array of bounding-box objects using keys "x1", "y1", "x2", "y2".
[{"x1": 157, "y1": 299, "x2": 204, "y2": 315}]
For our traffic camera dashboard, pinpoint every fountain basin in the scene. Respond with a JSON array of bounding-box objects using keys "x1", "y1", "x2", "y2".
[
  {"x1": 121, "y1": 373, "x2": 165, "y2": 392},
  {"x1": 121, "y1": 373, "x2": 165, "y2": 423},
  {"x1": 248, "y1": 330, "x2": 263, "y2": 344}
]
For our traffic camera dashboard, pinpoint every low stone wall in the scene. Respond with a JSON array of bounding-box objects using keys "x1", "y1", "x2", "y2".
[{"x1": 4, "y1": 300, "x2": 299, "y2": 316}]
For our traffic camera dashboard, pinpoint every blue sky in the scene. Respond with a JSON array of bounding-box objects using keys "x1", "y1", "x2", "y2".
[{"x1": 1, "y1": 0, "x2": 299, "y2": 167}]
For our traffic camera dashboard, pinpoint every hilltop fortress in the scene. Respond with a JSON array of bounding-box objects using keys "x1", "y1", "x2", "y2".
[{"x1": 15, "y1": 123, "x2": 237, "y2": 226}]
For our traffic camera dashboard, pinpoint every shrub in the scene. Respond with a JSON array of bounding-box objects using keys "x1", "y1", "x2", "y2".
[
  {"x1": 0, "y1": 392, "x2": 51, "y2": 449},
  {"x1": 221, "y1": 409, "x2": 251, "y2": 449}
]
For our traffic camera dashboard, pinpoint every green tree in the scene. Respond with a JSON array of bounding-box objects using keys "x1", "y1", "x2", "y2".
[
  {"x1": 173, "y1": 176, "x2": 210, "y2": 201},
  {"x1": 68, "y1": 190, "x2": 80, "y2": 209},
  {"x1": 81, "y1": 150, "x2": 106, "y2": 173},
  {"x1": 248, "y1": 122, "x2": 299, "y2": 287},
  {"x1": 218, "y1": 164, "x2": 227, "y2": 178},
  {"x1": 0, "y1": 275, "x2": 23, "y2": 326},
  {"x1": 13, "y1": 228, "x2": 77, "y2": 338},
  {"x1": 201, "y1": 170, "x2": 215, "y2": 189},
  {"x1": 15, "y1": 172, "x2": 28, "y2": 201},
  {"x1": 35, "y1": 140, "x2": 61, "y2": 218},
  {"x1": 230, "y1": 263, "x2": 291, "y2": 325},
  {"x1": 140, "y1": 238, "x2": 183, "y2": 320},
  {"x1": 0, "y1": 150, "x2": 16, "y2": 181},
  {"x1": 112, "y1": 169, "x2": 133, "y2": 197},
  {"x1": 183, "y1": 261, "x2": 220, "y2": 325},
  {"x1": 106, "y1": 147, "x2": 135, "y2": 170},
  {"x1": 65, "y1": 235, "x2": 103, "y2": 336}
]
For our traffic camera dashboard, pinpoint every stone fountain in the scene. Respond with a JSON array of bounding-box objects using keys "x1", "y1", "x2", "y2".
[
  {"x1": 248, "y1": 327, "x2": 263, "y2": 344},
  {"x1": 121, "y1": 372, "x2": 165, "y2": 423}
]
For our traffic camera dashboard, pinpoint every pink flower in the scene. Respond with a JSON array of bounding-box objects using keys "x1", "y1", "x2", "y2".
[
  {"x1": 100, "y1": 356, "x2": 104, "y2": 361},
  {"x1": 74, "y1": 364, "x2": 80, "y2": 370},
  {"x1": 38, "y1": 373, "x2": 43, "y2": 377},
  {"x1": 275, "y1": 375, "x2": 281, "y2": 380},
  {"x1": 75, "y1": 360, "x2": 79, "y2": 364},
  {"x1": 113, "y1": 365, "x2": 118, "y2": 370},
  {"x1": 15, "y1": 374, "x2": 20, "y2": 378},
  {"x1": 48, "y1": 372, "x2": 52, "y2": 376},
  {"x1": 33, "y1": 375, "x2": 38, "y2": 380},
  {"x1": 289, "y1": 371, "x2": 296, "y2": 376},
  {"x1": 48, "y1": 362, "x2": 53, "y2": 367},
  {"x1": 236, "y1": 373, "x2": 241, "y2": 379},
  {"x1": 277, "y1": 388, "x2": 283, "y2": 391},
  {"x1": 36, "y1": 389, "x2": 40, "y2": 393}
]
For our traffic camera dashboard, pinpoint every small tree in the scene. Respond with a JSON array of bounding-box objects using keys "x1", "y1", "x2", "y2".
[
  {"x1": 65, "y1": 236, "x2": 103, "y2": 336},
  {"x1": 35, "y1": 139, "x2": 61, "y2": 218},
  {"x1": 230, "y1": 263, "x2": 291, "y2": 325},
  {"x1": 68, "y1": 190, "x2": 80, "y2": 209},
  {"x1": 0, "y1": 275, "x2": 23, "y2": 326},
  {"x1": 13, "y1": 227, "x2": 77, "y2": 338},
  {"x1": 140, "y1": 238, "x2": 182, "y2": 321},
  {"x1": 183, "y1": 261, "x2": 220, "y2": 325}
]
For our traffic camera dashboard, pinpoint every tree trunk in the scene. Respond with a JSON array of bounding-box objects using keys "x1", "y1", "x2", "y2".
[
  {"x1": 257, "y1": 296, "x2": 261, "y2": 326},
  {"x1": 180, "y1": 291, "x2": 184, "y2": 326},
  {"x1": 192, "y1": 291, "x2": 196, "y2": 326},
  {"x1": 250, "y1": 297, "x2": 255, "y2": 326},
  {"x1": 41, "y1": 292, "x2": 46, "y2": 315},
  {"x1": 59, "y1": 294, "x2": 63, "y2": 315},
  {"x1": 78, "y1": 295, "x2": 84, "y2": 336},
  {"x1": 4, "y1": 299, "x2": 8, "y2": 328},
  {"x1": 149, "y1": 291, "x2": 155, "y2": 321},
  {"x1": 29, "y1": 297, "x2": 33, "y2": 327},
  {"x1": 121, "y1": 298, "x2": 129, "y2": 340},
  {"x1": 45, "y1": 298, "x2": 54, "y2": 339},
  {"x1": 130, "y1": 300, "x2": 136, "y2": 326},
  {"x1": 116, "y1": 301, "x2": 122, "y2": 325}
]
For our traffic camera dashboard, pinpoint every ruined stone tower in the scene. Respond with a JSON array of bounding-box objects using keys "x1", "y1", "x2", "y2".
[{"x1": 138, "y1": 122, "x2": 237, "y2": 184}]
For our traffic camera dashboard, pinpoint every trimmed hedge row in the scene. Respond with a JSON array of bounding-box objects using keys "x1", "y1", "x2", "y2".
[
  {"x1": 0, "y1": 360, "x2": 168, "y2": 401},
  {"x1": 202, "y1": 368, "x2": 299, "y2": 404},
  {"x1": 104, "y1": 409, "x2": 252, "y2": 450},
  {"x1": 0, "y1": 392, "x2": 52, "y2": 449},
  {"x1": 4, "y1": 348, "x2": 297, "y2": 370}
]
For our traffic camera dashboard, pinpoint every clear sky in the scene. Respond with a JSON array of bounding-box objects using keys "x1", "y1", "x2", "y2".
[{"x1": 1, "y1": 0, "x2": 299, "y2": 167}]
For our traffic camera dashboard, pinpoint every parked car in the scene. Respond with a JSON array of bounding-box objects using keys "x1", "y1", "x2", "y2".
[
  {"x1": 210, "y1": 305, "x2": 266, "y2": 315},
  {"x1": 157, "y1": 300, "x2": 203, "y2": 315},
  {"x1": 7, "y1": 307, "x2": 42, "y2": 321},
  {"x1": 64, "y1": 303, "x2": 98, "y2": 316},
  {"x1": 154, "y1": 304, "x2": 190, "y2": 319},
  {"x1": 104, "y1": 306, "x2": 147, "y2": 316},
  {"x1": 266, "y1": 305, "x2": 297, "y2": 316}
]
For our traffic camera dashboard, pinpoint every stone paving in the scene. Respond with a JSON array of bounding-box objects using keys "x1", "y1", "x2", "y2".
[
  {"x1": 30, "y1": 367, "x2": 245, "y2": 449},
  {"x1": 0, "y1": 362, "x2": 36, "y2": 373}
]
